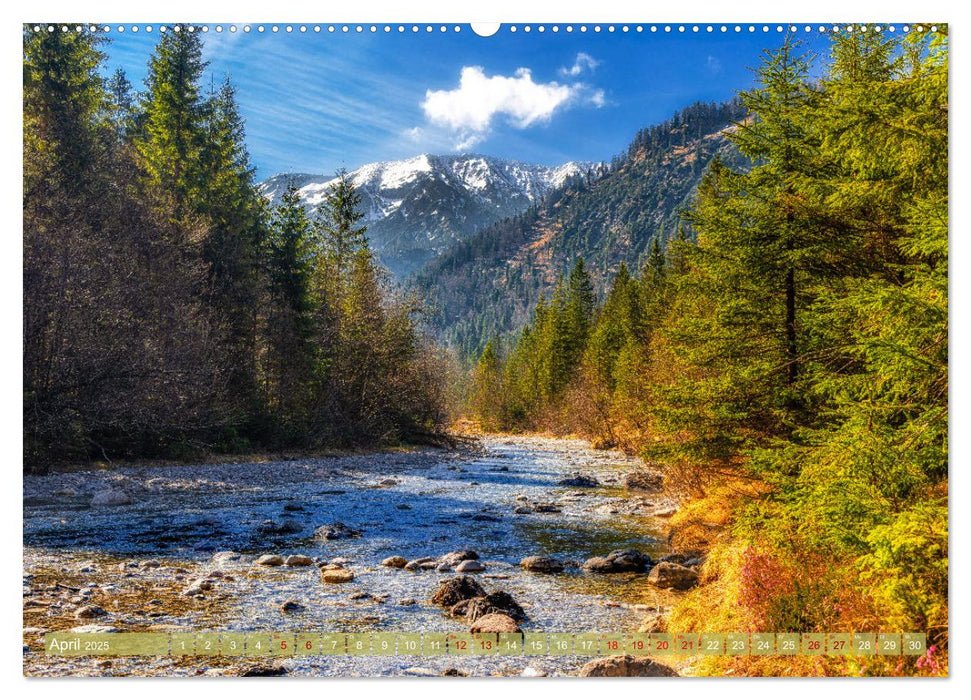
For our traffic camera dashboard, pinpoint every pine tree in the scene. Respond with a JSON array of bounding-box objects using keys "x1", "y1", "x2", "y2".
[
  {"x1": 263, "y1": 185, "x2": 317, "y2": 430},
  {"x1": 105, "y1": 67, "x2": 135, "y2": 139},
  {"x1": 199, "y1": 77, "x2": 265, "y2": 411},
  {"x1": 317, "y1": 168, "x2": 368, "y2": 301},
  {"x1": 135, "y1": 26, "x2": 207, "y2": 217}
]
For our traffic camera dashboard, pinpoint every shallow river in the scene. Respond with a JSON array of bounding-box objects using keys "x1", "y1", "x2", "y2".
[{"x1": 23, "y1": 436, "x2": 678, "y2": 677}]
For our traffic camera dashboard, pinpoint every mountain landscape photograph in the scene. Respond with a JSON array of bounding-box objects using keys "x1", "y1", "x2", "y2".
[{"x1": 23, "y1": 21, "x2": 948, "y2": 679}]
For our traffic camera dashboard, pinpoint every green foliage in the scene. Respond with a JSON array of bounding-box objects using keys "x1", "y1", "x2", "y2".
[{"x1": 465, "y1": 29, "x2": 948, "y2": 655}]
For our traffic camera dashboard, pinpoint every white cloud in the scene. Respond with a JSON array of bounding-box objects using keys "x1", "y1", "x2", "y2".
[
  {"x1": 706, "y1": 55, "x2": 723, "y2": 75},
  {"x1": 403, "y1": 126, "x2": 424, "y2": 142},
  {"x1": 559, "y1": 52, "x2": 600, "y2": 77},
  {"x1": 421, "y1": 66, "x2": 580, "y2": 149}
]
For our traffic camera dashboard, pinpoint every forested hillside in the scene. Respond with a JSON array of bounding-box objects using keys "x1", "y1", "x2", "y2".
[
  {"x1": 23, "y1": 27, "x2": 448, "y2": 468},
  {"x1": 413, "y1": 100, "x2": 748, "y2": 360},
  {"x1": 468, "y1": 30, "x2": 948, "y2": 675}
]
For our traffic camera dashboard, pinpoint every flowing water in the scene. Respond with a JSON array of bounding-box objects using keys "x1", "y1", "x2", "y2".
[{"x1": 23, "y1": 436, "x2": 679, "y2": 677}]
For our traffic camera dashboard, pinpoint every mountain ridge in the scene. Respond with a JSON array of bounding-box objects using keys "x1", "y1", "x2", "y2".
[{"x1": 260, "y1": 153, "x2": 595, "y2": 277}]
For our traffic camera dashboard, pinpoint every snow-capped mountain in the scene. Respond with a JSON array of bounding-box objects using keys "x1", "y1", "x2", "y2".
[{"x1": 260, "y1": 154, "x2": 593, "y2": 277}]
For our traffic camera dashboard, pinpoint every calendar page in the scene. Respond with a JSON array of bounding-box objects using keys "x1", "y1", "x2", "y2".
[{"x1": 22, "y1": 18, "x2": 948, "y2": 680}]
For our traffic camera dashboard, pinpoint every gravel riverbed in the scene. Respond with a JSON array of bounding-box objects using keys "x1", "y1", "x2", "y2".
[{"x1": 23, "y1": 436, "x2": 684, "y2": 677}]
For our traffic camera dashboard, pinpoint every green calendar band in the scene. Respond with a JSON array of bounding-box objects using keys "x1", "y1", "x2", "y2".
[{"x1": 42, "y1": 632, "x2": 927, "y2": 658}]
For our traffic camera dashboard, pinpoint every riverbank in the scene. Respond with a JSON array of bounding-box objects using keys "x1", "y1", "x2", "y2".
[{"x1": 24, "y1": 436, "x2": 694, "y2": 677}]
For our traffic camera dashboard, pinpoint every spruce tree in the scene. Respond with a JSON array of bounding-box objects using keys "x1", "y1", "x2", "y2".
[{"x1": 135, "y1": 26, "x2": 207, "y2": 217}]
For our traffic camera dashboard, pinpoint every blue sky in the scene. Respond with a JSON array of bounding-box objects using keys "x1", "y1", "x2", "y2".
[{"x1": 102, "y1": 25, "x2": 831, "y2": 178}]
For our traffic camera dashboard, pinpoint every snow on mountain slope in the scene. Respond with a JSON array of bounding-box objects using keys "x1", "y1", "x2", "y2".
[{"x1": 260, "y1": 154, "x2": 593, "y2": 277}]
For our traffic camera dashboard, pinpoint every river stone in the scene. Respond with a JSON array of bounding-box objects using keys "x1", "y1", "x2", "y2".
[
  {"x1": 404, "y1": 557, "x2": 436, "y2": 571},
  {"x1": 236, "y1": 663, "x2": 288, "y2": 677},
  {"x1": 520, "y1": 556, "x2": 564, "y2": 573},
  {"x1": 637, "y1": 612, "x2": 667, "y2": 634},
  {"x1": 581, "y1": 556, "x2": 614, "y2": 573},
  {"x1": 436, "y1": 563, "x2": 452, "y2": 572},
  {"x1": 582, "y1": 548, "x2": 650, "y2": 574},
  {"x1": 430, "y1": 576, "x2": 486, "y2": 608},
  {"x1": 605, "y1": 549, "x2": 650, "y2": 572},
  {"x1": 439, "y1": 550, "x2": 480, "y2": 566},
  {"x1": 138, "y1": 560, "x2": 161, "y2": 569},
  {"x1": 623, "y1": 470, "x2": 665, "y2": 492},
  {"x1": 182, "y1": 578, "x2": 213, "y2": 596},
  {"x1": 258, "y1": 518, "x2": 302, "y2": 535},
  {"x1": 533, "y1": 503, "x2": 562, "y2": 513},
  {"x1": 255, "y1": 554, "x2": 284, "y2": 567},
  {"x1": 465, "y1": 591, "x2": 526, "y2": 623},
  {"x1": 469, "y1": 613, "x2": 521, "y2": 634},
  {"x1": 321, "y1": 569, "x2": 355, "y2": 584},
  {"x1": 514, "y1": 506, "x2": 533, "y2": 514},
  {"x1": 557, "y1": 473, "x2": 599, "y2": 487},
  {"x1": 284, "y1": 555, "x2": 313, "y2": 567},
  {"x1": 381, "y1": 556, "x2": 408, "y2": 568},
  {"x1": 455, "y1": 560, "x2": 485, "y2": 573},
  {"x1": 579, "y1": 655, "x2": 678, "y2": 677},
  {"x1": 647, "y1": 562, "x2": 698, "y2": 590},
  {"x1": 313, "y1": 522, "x2": 362, "y2": 540},
  {"x1": 74, "y1": 605, "x2": 107, "y2": 619},
  {"x1": 90, "y1": 489, "x2": 132, "y2": 507},
  {"x1": 280, "y1": 600, "x2": 304, "y2": 612},
  {"x1": 212, "y1": 551, "x2": 242, "y2": 564}
]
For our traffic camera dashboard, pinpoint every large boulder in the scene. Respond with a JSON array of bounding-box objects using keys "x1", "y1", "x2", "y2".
[
  {"x1": 90, "y1": 489, "x2": 132, "y2": 507},
  {"x1": 430, "y1": 576, "x2": 486, "y2": 608},
  {"x1": 623, "y1": 470, "x2": 664, "y2": 492},
  {"x1": 647, "y1": 562, "x2": 698, "y2": 590},
  {"x1": 579, "y1": 655, "x2": 678, "y2": 677},
  {"x1": 465, "y1": 591, "x2": 526, "y2": 623},
  {"x1": 314, "y1": 522, "x2": 362, "y2": 540},
  {"x1": 470, "y1": 613, "x2": 521, "y2": 634},
  {"x1": 605, "y1": 548, "x2": 650, "y2": 572},
  {"x1": 520, "y1": 556, "x2": 564, "y2": 573},
  {"x1": 582, "y1": 548, "x2": 650, "y2": 574}
]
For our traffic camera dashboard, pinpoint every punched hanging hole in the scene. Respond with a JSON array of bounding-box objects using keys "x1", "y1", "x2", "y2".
[{"x1": 470, "y1": 23, "x2": 500, "y2": 37}]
